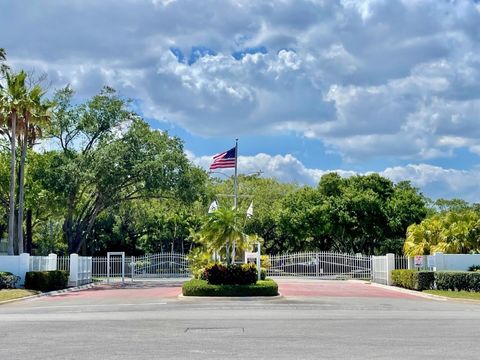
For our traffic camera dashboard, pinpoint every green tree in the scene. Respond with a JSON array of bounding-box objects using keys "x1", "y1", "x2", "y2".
[
  {"x1": 0, "y1": 71, "x2": 28, "y2": 254},
  {"x1": 42, "y1": 87, "x2": 207, "y2": 253},
  {"x1": 0, "y1": 48, "x2": 8, "y2": 75},
  {"x1": 16, "y1": 84, "x2": 52, "y2": 252}
]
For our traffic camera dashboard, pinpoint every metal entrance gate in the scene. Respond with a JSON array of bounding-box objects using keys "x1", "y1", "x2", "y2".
[
  {"x1": 267, "y1": 251, "x2": 371, "y2": 279},
  {"x1": 131, "y1": 253, "x2": 190, "y2": 279},
  {"x1": 92, "y1": 253, "x2": 190, "y2": 280}
]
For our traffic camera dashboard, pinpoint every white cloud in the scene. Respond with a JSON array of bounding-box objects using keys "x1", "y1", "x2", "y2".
[
  {"x1": 188, "y1": 151, "x2": 480, "y2": 202},
  {"x1": 2, "y1": 0, "x2": 480, "y2": 161}
]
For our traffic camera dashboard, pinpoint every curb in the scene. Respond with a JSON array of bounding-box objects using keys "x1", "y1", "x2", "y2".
[
  {"x1": 368, "y1": 282, "x2": 449, "y2": 301},
  {"x1": 0, "y1": 283, "x2": 97, "y2": 306},
  {"x1": 178, "y1": 293, "x2": 284, "y2": 300}
]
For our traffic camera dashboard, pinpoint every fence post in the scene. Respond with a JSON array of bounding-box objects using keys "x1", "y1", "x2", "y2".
[
  {"x1": 131, "y1": 255, "x2": 135, "y2": 282},
  {"x1": 19, "y1": 253, "x2": 30, "y2": 285},
  {"x1": 48, "y1": 253, "x2": 57, "y2": 271},
  {"x1": 69, "y1": 253, "x2": 79, "y2": 287},
  {"x1": 386, "y1": 253, "x2": 395, "y2": 286},
  {"x1": 433, "y1": 252, "x2": 445, "y2": 271},
  {"x1": 315, "y1": 253, "x2": 319, "y2": 277},
  {"x1": 407, "y1": 257, "x2": 414, "y2": 270}
]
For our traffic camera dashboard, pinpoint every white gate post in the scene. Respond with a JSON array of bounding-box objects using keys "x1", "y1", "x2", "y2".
[
  {"x1": 48, "y1": 253, "x2": 57, "y2": 271},
  {"x1": 386, "y1": 253, "x2": 395, "y2": 286},
  {"x1": 69, "y1": 253, "x2": 79, "y2": 286}
]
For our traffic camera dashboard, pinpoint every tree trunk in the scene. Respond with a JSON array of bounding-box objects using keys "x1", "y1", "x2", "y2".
[
  {"x1": 17, "y1": 134, "x2": 27, "y2": 254},
  {"x1": 26, "y1": 208, "x2": 32, "y2": 254},
  {"x1": 7, "y1": 112, "x2": 16, "y2": 255}
]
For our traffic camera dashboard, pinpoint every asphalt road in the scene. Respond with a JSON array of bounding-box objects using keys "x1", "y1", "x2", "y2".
[{"x1": 1, "y1": 279, "x2": 480, "y2": 360}]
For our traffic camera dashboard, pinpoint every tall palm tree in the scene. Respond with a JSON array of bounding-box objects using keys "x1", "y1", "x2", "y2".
[
  {"x1": 0, "y1": 71, "x2": 27, "y2": 254},
  {"x1": 16, "y1": 86, "x2": 52, "y2": 253},
  {"x1": 0, "y1": 48, "x2": 8, "y2": 76}
]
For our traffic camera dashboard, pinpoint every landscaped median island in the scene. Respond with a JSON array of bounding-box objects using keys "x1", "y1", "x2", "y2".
[
  {"x1": 182, "y1": 263, "x2": 278, "y2": 297},
  {"x1": 392, "y1": 269, "x2": 480, "y2": 300},
  {"x1": 183, "y1": 278, "x2": 278, "y2": 297}
]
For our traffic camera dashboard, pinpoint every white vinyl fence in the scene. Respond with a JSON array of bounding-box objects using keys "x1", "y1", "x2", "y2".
[{"x1": 69, "y1": 254, "x2": 92, "y2": 286}]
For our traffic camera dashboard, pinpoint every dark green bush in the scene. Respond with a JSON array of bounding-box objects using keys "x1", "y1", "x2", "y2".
[
  {"x1": 468, "y1": 265, "x2": 480, "y2": 272},
  {"x1": 417, "y1": 271, "x2": 435, "y2": 291},
  {"x1": 182, "y1": 279, "x2": 278, "y2": 297},
  {"x1": 204, "y1": 263, "x2": 258, "y2": 285},
  {"x1": 391, "y1": 270, "x2": 434, "y2": 290},
  {"x1": 24, "y1": 271, "x2": 69, "y2": 292},
  {"x1": 435, "y1": 271, "x2": 480, "y2": 292},
  {"x1": 0, "y1": 272, "x2": 20, "y2": 289},
  {"x1": 260, "y1": 267, "x2": 267, "y2": 281}
]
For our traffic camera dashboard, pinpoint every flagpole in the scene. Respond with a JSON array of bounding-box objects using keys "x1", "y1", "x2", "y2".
[{"x1": 233, "y1": 138, "x2": 238, "y2": 209}]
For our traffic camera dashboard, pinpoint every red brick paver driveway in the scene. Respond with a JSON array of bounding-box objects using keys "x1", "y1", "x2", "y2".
[{"x1": 276, "y1": 278, "x2": 419, "y2": 299}]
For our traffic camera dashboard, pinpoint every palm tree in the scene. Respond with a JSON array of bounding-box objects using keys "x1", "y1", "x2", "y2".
[
  {"x1": 199, "y1": 207, "x2": 256, "y2": 264},
  {"x1": 16, "y1": 85, "x2": 52, "y2": 253},
  {"x1": 0, "y1": 48, "x2": 8, "y2": 76},
  {"x1": 0, "y1": 71, "x2": 27, "y2": 254}
]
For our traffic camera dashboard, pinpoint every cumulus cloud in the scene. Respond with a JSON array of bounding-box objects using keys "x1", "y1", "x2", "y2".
[
  {"x1": 2, "y1": 0, "x2": 480, "y2": 161},
  {"x1": 188, "y1": 151, "x2": 480, "y2": 202}
]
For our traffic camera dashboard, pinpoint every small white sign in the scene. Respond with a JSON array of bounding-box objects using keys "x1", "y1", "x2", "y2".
[{"x1": 414, "y1": 255, "x2": 424, "y2": 267}]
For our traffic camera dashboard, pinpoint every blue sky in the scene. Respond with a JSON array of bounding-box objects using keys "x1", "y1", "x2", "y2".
[{"x1": 1, "y1": 0, "x2": 480, "y2": 201}]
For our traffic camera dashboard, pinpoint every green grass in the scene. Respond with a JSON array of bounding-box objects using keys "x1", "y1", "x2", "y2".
[
  {"x1": 182, "y1": 279, "x2": 278, "y2": 297},
  {"x1": 0, "y1": 289, "x2": 39, "y2": 303},
  {"x1": 424, "y1": 290, "x2": 480, "y2": 301}
]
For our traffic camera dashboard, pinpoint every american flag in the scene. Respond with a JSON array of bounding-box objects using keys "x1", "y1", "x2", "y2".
[{"x1": 210, "y1": 147, "x2": 236, "y2": 169}]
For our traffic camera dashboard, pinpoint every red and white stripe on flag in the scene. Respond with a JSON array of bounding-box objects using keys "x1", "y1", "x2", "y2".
[{"x1": 209, "y1": 147, "x2": 236, "y2": 169}]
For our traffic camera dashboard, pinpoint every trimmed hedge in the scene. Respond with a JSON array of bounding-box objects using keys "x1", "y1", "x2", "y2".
[
  {"x1": 0, "y1": 272, "x2": 20, "y2": 289},
  {"x1": 392, "y1": 270, "x2": 480, "y2": 292},
  {"x1": 182, "y1": 279, "x2": 278, "y2": 297},
  {"x1": 391, "y1": 270, "x2": 435, "y2": 291},
  {"x1": 204, "y1": 263, "x2": 257, "y2": 285},
  {"x1": 435, "y1": 271, "x2": 480, "y2": 292},
  {"x1": 24, "y1": 271, "x2": 69, "y2": 292}
]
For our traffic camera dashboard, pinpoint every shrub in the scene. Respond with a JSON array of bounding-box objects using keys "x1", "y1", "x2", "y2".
[
  {"x1": 24, "y1": 271, "x2": 69, "y2": 292},
  {"x1": 417, "y1": 271, "x2": 435, "y2": 291},
  {"x1": 204, "y1": 263, "x2": 258, "y2": 285},
  {"x1": 468, "y1": 265, "x2": 480, "y2": 272},
  {"x1": 391, "y1": 270, "x2": 434, "y2": 290},
  {"x1": 182, "y1": 279, "x2": 278, "y2": 297},
  {"x1": 260, "y1": 267, "x2": 267, "y2": 280},
  {"x1": 435, "y1": 271, "x2": 480, "y2": 292},
  {"x1": 0, "y1": 272, "x2": 20, "y2": 289},
  {"x1": 260, "y1": 255, "x2": 271, "y2": 269}
]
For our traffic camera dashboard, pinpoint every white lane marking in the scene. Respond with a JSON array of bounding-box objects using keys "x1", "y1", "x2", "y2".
[{"x1": 23, "y1": 302, "x2": 168, "y2": 310}]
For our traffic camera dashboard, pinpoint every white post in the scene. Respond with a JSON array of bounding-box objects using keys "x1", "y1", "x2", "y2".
[
  {"x1": 407, "y1": 257, "x2": 414, "y2": 270},
  {"x1": 386, "y1": 253, "x2": 395, "y2": 286},
  {"x1": 69, "y1": 253, "x2": 79, "y2": 287},
  {"x1": 48, "y1": 253, "x2": 57, "y2": 271},
  {"x1": 433, "y1": 252, "x2": 445, "y2": 271},
  {"x1": 18, "y1": 253, "x2": 30, "y2": 286}
]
